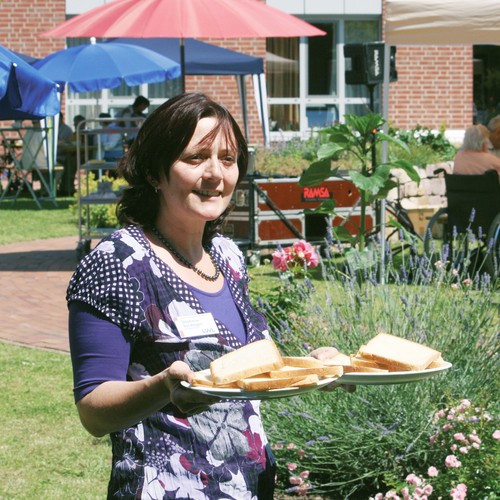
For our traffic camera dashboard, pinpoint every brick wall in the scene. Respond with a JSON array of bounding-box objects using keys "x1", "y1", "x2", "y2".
[
  {"x1": 2, "y1": 0, "x2": 474, "y2": 142},
  {"x1": 388, "y1": 46, "x2": 473, "y2": 131},
  {"x1": 1, "y1": 0, "x2": 66, "y2": 58},
  {"x1": 1, "y1": 0, "x2": 66, "y2": 128},
  {"x1": 185, "y1": 39, "x2": 266, "y2": 146}
]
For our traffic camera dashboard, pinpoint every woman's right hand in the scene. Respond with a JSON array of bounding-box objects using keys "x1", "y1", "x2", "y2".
[{"x1": 165, "y1": 360, "x2": 220, "y2": 414}]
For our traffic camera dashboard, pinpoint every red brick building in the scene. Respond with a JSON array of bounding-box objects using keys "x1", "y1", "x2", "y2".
[{"x1": 1, "y1": 0, "x2": 478, "y2": 145}]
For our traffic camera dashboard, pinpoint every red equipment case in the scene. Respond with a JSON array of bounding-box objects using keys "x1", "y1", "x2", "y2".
[{"x1": 223, "y1": 175, "x2": 374, "y2": 249}]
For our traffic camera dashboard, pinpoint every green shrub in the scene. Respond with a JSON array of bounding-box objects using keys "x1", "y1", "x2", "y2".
[
  {"x1": 387, "y1": 125, "x2": 457, "y2": 167},
  {"x1": 254, "y1": 136, "x2": 325, "y2": 176},
  {"x1": 255, "y1": 238, "x2": 499, "y2": 498},
  {"x1": 70, "y1": 173, "x2": 128, "y2": 230}
]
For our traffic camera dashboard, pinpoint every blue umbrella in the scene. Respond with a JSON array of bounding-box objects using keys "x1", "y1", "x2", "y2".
[
  {"x1": 32, "y1": 41, "x2": 181, "y2": 93},
  {"x1": 109, "y1": 37, "x2": 264, "y2": 76},
  {"x1": 0, "y1": 44, "x2": 60, "y2": 120}
]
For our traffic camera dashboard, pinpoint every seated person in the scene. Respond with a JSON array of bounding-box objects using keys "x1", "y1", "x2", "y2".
[
  {"x1": 453, "y1": 124, "x2": 500, "y2": 180},
  {"x1": 98, "y1": 112, "x2": 124, "y2": 162},
  {"x1": 487, "y1": 115, "x2": 500, "y2": 158}
]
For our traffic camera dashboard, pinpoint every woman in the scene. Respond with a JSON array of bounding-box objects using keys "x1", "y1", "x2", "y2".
[{"x1": 67, "y1": 93, "x2": 341, "y2": 499}]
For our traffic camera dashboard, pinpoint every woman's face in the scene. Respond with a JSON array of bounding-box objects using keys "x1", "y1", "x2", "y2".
[{"x1": 156, "y1": 116, "x2": 240, "y2": 227}]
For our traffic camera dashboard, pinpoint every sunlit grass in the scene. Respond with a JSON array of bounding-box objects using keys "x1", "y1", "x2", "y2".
[{"x1": 0, "y1": 198, "x2": 78, "y2": 245}]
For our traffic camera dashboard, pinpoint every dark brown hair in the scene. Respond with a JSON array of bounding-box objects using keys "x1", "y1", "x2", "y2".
[{"x1": 116, "y1": 93, "x2": 248, "y2": 243}]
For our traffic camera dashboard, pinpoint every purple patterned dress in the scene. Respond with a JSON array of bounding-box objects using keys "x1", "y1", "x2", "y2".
[{"x1": 67, "y1": 225, "x2": 275, "y2": 499}]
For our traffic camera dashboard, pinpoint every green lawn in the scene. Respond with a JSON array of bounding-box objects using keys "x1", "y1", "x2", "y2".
[
  {"x1": 1, "y1": 199, "x2": 498, "y2": 499},
  {"x1": 0, "y1": 343, "x2": 110, "y2": 498},
  {"x1": 0, "y1": 198, "x2": 78, "y2": 245}
]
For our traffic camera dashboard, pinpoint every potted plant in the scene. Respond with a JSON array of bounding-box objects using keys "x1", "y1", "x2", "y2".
[{"x1": 298, "y1": 113, "x2": 420, "y2": 252}]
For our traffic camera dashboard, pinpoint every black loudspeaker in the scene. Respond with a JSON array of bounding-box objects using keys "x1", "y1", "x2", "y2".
[{"x1": 344, "y1": 43, "x2": 397, "y2": 85}]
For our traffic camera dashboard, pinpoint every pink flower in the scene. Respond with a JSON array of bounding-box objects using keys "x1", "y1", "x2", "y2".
[
  {"x1": 427, "y1": 466, "x2": 439, "y2": 477},
  {"x1": 450, "y1": 444, "x2": 457, "y2": 451},
  {"x1": 297, "y1": 448, "x2": 305, "y2": 459},
  {"x1": 299, "y1": 470, "x2": 310, "y2": 479},
  {"x1": 437, "y1": 409, "x2": 446, "y2": 418},
  {"x1": 472, "y1": 442, "x2": 480, "y2": 450},
  {"x1": 459, "y1": 446, "x2": 469, "y2": 454},
  {"x1": 287, "y1": 442, "x2": 297, "y2": 450},
  {"x1": 443, "y1": 423, "x2": 453, "y2": 431},
  {"x1": 493, "y1": 430, "x2": 500, "y2": 440},
  {"x1": 287, "y1": 462, "x2": 298, "y2": 471},
  {"x1": 385, "y1": 491, "x2": 399, "y2": 499},
  {"x1": 450, "y1": 483, "x2": 467, "y2": 500},
  {"x1": 296, "y1": 483, "x2": 311, "y2": 496},
  {"x1": 469, "y1": 432, "x2": 481, "y2": 444},
  {"x1": 293, "y1": 240, "x2": 319, "y2": 268},
  {"x1": 423, "y1": 484, "x2": 433, "y2": 495},
  {"x1": 453, "y1": 432, "x2": 466, "y2": 442},
  {"x1": 289, "y1": 475, "x2": 303, "y2": 485},
  {"x1": 445, "y1": 454, "x2": 462, "y2": 468},
  {"x1": 406, "y1": 473, "x2": 422, "y2": 486},
  {"x1": 414, "y1": 487, "x2": 424, "y2": 495},
  {"x1": 429, "y1": 434, "x2": 437, "y2": 445},
  {"x1": 271, "y1": 250, "x2": 289, "y2": 271}
]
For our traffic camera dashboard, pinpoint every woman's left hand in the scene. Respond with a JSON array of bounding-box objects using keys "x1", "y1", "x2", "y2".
[{"x1": 309, "y1": 346, "x2": 356, "y2": 393}]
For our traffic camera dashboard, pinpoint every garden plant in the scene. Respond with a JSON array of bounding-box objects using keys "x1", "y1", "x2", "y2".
[
  {"x1": 297, "y1": 113, "x2": 420, "y2": 252},
  {"x1": 254, "y1": 229, "x2": 499, "y2": 499},
  {"x1": 1, "y1": 126, "x2": 496, "y2": 499}
]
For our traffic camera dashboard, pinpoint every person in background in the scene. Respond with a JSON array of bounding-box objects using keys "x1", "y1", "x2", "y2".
[
  {"x1": 56, "y1": 113, "x2": 73, "y2": 166},
  {"x1": 97, "y1": 112, "x2": 123, "y2": 162},
  {"x1": 487, "y1": 115, "x2": 500, "y2": 158},
  {"x1": 59, "y1": 115, "x2": 86, "y2": 196},
  {"x1": 118, "y1": 95, "x2": 150, "y2": 143},
  {"x1": 453, "y1": 124, "x2": 500, "y2": 179},
  {"x1": 66, "y1": 93, "x2": 347, "y2": 499}
]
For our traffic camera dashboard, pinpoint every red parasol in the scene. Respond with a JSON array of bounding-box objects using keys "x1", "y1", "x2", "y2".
[{"x1": 41, "y1": 0, "x2": 325, "y2": 89}]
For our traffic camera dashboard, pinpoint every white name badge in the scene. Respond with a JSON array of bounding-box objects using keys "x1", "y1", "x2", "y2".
[{"x1": 174, "y1": 313, "x2": 219, "y2": 338}]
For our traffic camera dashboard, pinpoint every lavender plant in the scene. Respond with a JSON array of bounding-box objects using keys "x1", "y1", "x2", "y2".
[{"x1": 256, "y1": 231, "x2": 499, "y2": 498}]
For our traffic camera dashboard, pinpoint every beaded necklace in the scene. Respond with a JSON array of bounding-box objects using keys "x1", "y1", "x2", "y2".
[{"x1": 151, "y1": 226, "x2": 221, "y2": 282}]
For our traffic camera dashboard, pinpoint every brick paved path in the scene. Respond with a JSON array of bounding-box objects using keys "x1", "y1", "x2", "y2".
[{"x1": 0, "y1": 237, "x2": 80, "y2": 352}]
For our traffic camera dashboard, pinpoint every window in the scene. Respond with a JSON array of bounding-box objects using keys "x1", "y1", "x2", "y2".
[{"x1": 266, "y1": 18, "x2": 380, "y2": 139}]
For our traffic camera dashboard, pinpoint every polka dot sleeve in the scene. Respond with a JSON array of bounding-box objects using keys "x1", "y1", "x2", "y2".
[{"x1": 66, "y1": 248, "x2": 142, "y2": 334}]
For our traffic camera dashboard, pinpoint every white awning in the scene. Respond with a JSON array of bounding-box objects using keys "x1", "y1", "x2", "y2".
[{"x1": 385, "y1": 0, "x2": 500, "y2": 45}]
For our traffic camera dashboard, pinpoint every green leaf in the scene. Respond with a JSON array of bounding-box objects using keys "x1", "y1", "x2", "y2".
[
  {"x1": 345, "y1": 113, "x2": 385, "y2": 136},
  {"x1": 350, "y1": 170, "x2": 386, "y2": 197},
  {"x1": 304, "y1": 199, "x2": 337, "y2": 214},
  {"x1": 389, "y1": 159, "x2": 421, "y2": 184},
  {"x1": 298, "y1": 159, "x2": 336, "y2": 186},
  {"x1": 375, "y1": 179, "x2": 398, "y2": 199},
  {"x1": 375, "y1": 131, "x2": 410, "y2": 153},
  {"x1": 317, "y1": 142, "x2": 346, "y2": 160},
  {"x1": 331, "y1": 225, "x2": 355, "y2": 245}
]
